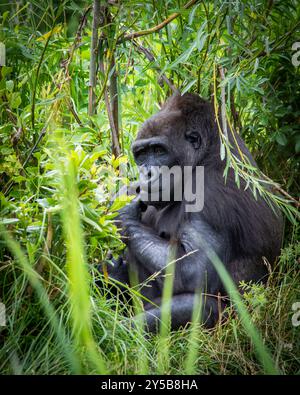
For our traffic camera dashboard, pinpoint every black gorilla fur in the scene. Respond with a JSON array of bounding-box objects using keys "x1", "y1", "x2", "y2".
[{"x1": 101, "y1": 93, "x2": 283, "y2": 332}]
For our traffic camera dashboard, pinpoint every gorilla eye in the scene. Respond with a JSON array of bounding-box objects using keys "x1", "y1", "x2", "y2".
[
  {"x1": 133, "y1": 148, "x2": 146, "y2": 161},
  {"x1": 152, "y1": 145, "x2": 167, "y2": 155},
  {"x1": 186, "y1": 132, "x2": 201, "y2": 149}
]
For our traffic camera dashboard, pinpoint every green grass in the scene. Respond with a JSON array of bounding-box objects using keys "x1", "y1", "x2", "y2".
[
  {"x1": 0, "y1": 240, "x2": 299, "y2": 375},
  {"x1": 0, "y1": 0, "x2": 299, "y2": 376},
  {"x1": 1, "y1": 160, "x2": 299, "y2": 374}
]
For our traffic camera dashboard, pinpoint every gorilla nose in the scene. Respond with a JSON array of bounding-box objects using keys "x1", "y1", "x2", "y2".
[
  {"x1": 147, "y1": 167, "x2": 160, "y2": 182},
  {"x1": 139, "y1": 166, "x2": 159, "y2": 183}
]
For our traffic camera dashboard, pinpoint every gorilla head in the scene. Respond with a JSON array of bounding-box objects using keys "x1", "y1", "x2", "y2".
[{"x1": 132, "y1": 94, "x2": 220, "y2": 208}]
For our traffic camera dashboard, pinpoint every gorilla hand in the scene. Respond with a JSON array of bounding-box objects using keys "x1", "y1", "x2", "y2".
[
  {"x1": 97, "y1": 255, "x2": 129, "y2": 293},
  {"x1": 116, "y1": 199, "x2": 143, "y2": 241},
  {"x1": 119, "y1": 199, "x2": 142, "y2": 221}
]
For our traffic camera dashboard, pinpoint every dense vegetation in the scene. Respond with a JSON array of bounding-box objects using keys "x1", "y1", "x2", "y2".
[{"x1": 0, "y1": 0, "x2": 299, "y2": 374}]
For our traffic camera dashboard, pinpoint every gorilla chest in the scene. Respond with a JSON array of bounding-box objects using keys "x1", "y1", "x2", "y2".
[{"x1": 141, "y1": 204, "x2": 183, "y2": 240}]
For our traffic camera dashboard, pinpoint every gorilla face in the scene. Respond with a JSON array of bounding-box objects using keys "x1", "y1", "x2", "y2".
[
  {"x1": 132, "y1": 113, "x2": 188, "y2": 207},
  {"x1": 132, "y1": 93, "x2": 216, "y2": 207}
]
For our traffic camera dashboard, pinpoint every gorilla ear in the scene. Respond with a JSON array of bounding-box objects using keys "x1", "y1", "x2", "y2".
[
  {"x1": 165, "y1": 93, "x2": 212, "y2": 149},
  {"x1": 185, "y1": 131, "x2": 201, "y2": 149}
]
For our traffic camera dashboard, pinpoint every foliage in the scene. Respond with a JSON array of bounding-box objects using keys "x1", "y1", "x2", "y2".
[{"x1": 0, "y1": 0, "x2": 299, "y2": 375}]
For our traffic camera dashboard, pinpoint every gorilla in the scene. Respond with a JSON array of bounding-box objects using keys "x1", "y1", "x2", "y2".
[{"x1": 101, "y1": 92, "x2": 283, "y2": 332}]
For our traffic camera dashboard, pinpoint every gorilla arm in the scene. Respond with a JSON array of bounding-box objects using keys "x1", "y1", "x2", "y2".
[{"x1": 118, "y1": 200, "x2": 226, "y2": 331}]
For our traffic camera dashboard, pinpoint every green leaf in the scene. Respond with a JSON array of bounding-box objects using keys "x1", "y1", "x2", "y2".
[
  {"x1": 135, "y1": 79, "x2": 147, "y2": 87},
  {"x1": 110, "y1": 197, "x2": 128, "y2": 212},
  {"x1": 275, "y1": 133, "x2": 288, "y2": 146},
  {"x1": 81, "y1": 215, "x2": 102, "y2": 232},
  {"x1": 295, "y1": 139, "x2": 300, "y2": 153},
  {"x1": 182, "y1": 79, "x2": 197, "y2": 94},
  {"x1": 0, "y1": 66, "x2": 12, "y2": 78},
  {"x1": 188, "y1": 3, "x2": 200, "y2": 25},
  {"x1": 6, "y1": 80, "x2": 13, "y2": 92},
  {"x1": 220, "y1": 143, "x2": 226, "y2": 161},
  {"x1": 162, "y1": 24, "x2": 207, "y2": 72},
  {"x1": 9, "y1": 92, "x2": 21, "y2": 109},
  {"x1": 195, "y1": 29, "x2": 207, "y2": 51},
  {"x1": 1, "y1": 11, "x2": 10, "y2": 25},
  {"x1": 163, "y1": 41, "x2": 196, "y2": 71},
  {"x1": 0, "y1": 218, "x2": 19, "y2": 225}
]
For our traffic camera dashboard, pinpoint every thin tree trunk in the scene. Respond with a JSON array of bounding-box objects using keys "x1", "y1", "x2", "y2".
[
  {"x1": 88, "y1": 0, "x2": 100, "y2": 115},
  {"x1": 0, "y1": 42, "x2": 5, "y2": 67},
  {"x1": 100, "y1": 58, "x2": 121, "y2": 158},
  {"x1": 99, "y1": 4, "x2": 121, "y2": 157},
  {"x1": 219, "y1": 66, "x2": 228, "y2": 141},
  {"x1": 109, "y1": 55, "x2": 120, "y2": 154}
]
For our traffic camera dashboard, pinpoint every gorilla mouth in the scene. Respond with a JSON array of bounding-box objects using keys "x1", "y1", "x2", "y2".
[
  {"x1": 137, "y1": 165, "x2": 205, "y2": 212},
  {"x1": 138, "y1": 165, "x2": 182, "y2": 204},
  {"x1": 140, "y1": 166, "x2": 160, "y2": 188},
  {"x1": 139, "y1": 166, "x2": 162, "y2": 196}
]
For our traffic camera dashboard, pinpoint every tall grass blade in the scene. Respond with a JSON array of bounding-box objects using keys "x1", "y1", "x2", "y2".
[
  {"x1": 0, "y1": 226, "x2": 82, "y2": 374},
  {"x1": 60, "y1": 153, "x2": 107, "y2": 374},
  {"x1": 204, "y1": 242, "x2": 279, "y2": 375},
  {"x1": 157, "y1": 244, "x2": 176, "y2": 374},
  {"x1": 184, "y1": 290, "x2": 203, "y2": 374}
]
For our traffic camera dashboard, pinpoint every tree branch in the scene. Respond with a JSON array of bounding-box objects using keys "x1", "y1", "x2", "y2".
[
  {"x1": 119, "y1": 0, "x2": 198, "y2": 42},
  {"x1": 132, "y1": 40, "x2": 179, "y2": 94},
  {"x1": 99, "y1": 59, "x2": 121, "y2": 157},
  {"x1": 88, "y1": 0, "x2": 101, "y2": 115}
]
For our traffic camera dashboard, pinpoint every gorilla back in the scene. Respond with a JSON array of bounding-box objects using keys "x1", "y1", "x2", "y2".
[{"x1": 106, "y1": 93, "x2": 283, "y2": 333}]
